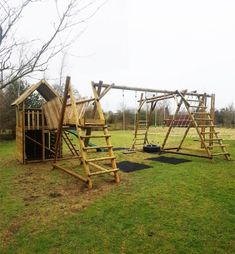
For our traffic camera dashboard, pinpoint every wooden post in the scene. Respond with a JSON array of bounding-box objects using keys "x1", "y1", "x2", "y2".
[
  {"x1": 27, "y1": 110, "x2": 30, "y2": 130},
  {"x1": 162, "y1": 91, "x2": 185, "y2": 149},
  {"x1": 54, "y1": 76, "x2": 71, "y2": 163},
  {"x1": 22, "y1": 102, "x2": 26, "y2": 163},
  {"x1": 42, "y1": 108, "x2": 45, "y2": 161},
  {"x1": 200, "y1": 94, "x2": 206, "y2": 148},
  {"x1": 37, "y1": 111, "x2": 40, "y2": 130},
  {"x1": 210, "y1": 94, "x2": 215, "y2": 147},
  {"x1": 32, "y1": 110, "x2": 35, "y2": 129}
]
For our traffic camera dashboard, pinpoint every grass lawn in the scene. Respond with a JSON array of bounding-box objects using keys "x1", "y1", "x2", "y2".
[{"x1": 0, "y1": 128, "x2": 235, "y2": 253}]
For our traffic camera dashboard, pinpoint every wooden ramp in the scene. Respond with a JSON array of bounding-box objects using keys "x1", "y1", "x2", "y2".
[{"x1": 53, "y1": 77, "x2": 120, "y2": 188}]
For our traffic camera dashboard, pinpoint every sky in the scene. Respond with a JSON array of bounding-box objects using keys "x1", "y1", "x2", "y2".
[{"x1": 19, "y1": 0, "x2": 235, "y2": 111}]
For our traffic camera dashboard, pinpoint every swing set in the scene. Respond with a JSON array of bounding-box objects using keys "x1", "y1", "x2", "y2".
[{"x1": 92, "y1": 81, "x2": 230, "y2": 160}]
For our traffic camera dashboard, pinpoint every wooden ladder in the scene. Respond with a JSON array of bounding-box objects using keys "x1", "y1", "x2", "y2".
[
  {"x1": 62, "y1": 131, "x2": 79, "y2": 157},
  {"x1": 53, "y1": 76, "x2": 120, "y2": 188},
  {"x1": 78, "y1": 124, "x2": 119, "y2": 188},
  {"x1": 180, "y1": 92, "x2": 230, "y2": 160},
  {"x1": 131, "y1": 93, "x2": 149, "y2": 150}
]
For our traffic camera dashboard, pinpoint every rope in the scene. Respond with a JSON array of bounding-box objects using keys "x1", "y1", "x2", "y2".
[{"x1": 122, "y1": 89, "x2": 125, "y2": 130}]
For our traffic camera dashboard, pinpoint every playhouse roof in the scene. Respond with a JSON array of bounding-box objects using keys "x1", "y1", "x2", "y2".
[{"x1": 11, "y1": 80, "x2": 59, "y2": 106}]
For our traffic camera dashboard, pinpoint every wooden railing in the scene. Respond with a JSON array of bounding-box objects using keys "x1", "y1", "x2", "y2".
[{"x1": 24, "y1": 109, "x2": 47, "y2": 130}]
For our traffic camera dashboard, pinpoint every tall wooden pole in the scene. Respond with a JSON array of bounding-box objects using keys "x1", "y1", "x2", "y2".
[{"x1": 54, "y1": 76, "x2": 71, "y2": 163}]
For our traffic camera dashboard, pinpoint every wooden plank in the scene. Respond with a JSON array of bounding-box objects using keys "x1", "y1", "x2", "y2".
[
  {"x1": 53, "y1": 164, "x2": 88, "y2": 183},
  {"x1": 22, "y1": 103, "x2": 25, "y2": 164},
  {"x1": 27, "y1": 110, "x2": 30, "y2": 130},
  {"x1": 43, "y1": 97, "x2": 62, "y2": 129},
  {"x1": 163, "y1": 150, "x2": 212, "y2": 159},
  {"x1": 92, "y1": 82, "x2": 212, "y2": 97},
  {"x1": 91, "y1": 82, "x2": 105, "y2": 121},
  {"x1": 83, "y1": 145, "x2": 112, "y2": 150},
  {"x1": 54, "y1": 77, "x2": 71, "y2": 162},
  {"x1": 32, "y1": 110, "x2": 35, "y2": 129},
  {"x1": 66, "y1": 97, "x2": 95, "y2": 106},
  {"x1": 42, "y1": 108, "x2": 45, "y2": 161},
  {"x1": 88, "y1": 169, "x2": 118, "y2": 176},
  {"x1": 37, "y1": 111, "x2": 40, "y2": 129},
  {"x1": 86, "y1": 156, "x2": 116, "y2": 162}
]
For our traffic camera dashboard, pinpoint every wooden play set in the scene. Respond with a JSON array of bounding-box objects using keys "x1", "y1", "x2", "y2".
[
  {"x1": 12, "y1": 78, "x2": 230, "y2": 187},
  {"x1": 92, "y1": 82, "x2": 230, "y2": 160},
  {"x1": 11, "y1": 77, "x2": 120, "y2": 188}
]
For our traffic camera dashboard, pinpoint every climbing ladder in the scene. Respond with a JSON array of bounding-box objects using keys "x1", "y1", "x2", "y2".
[
  {"x1": 62, "y1": 130, "x2": 79, "y2": 157},
  {"x1": 162, "y1": 90, "x2": 230, "y2": 160},
  {"x1": 131, "y1": 93, "x2": 149, "y2": 150},
  {"x1": 131, "y1": 93, "x2": 159, "y2": 150},
  {"x1": 53, "y1": 77, "x2": 120, "y2": 188}
]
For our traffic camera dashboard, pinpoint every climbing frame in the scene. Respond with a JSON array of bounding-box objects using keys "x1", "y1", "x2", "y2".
[
  {"x1": 162, "y1": 90, "x2": 230, "y2": 160},
  {"x1": 53, "y1": 77, "x2": 120, "y2": 188},
  {"x1": 91, "y1": 81, "x2": 230, "y2": 160}
]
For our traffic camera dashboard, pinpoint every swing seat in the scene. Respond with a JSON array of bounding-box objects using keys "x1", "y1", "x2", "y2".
[{"x1": 143, "y1": 144, "x2": 161, "y2": 153}]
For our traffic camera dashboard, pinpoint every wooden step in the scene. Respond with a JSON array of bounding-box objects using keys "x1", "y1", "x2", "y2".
[
  {"x1": 86, "y1": 156, "x2": 116, "y2": 162},
  {"x1": 88, "y1": 168, "x2": 118, "y2": 176},
  {"x1": 193, "y1": 112, "x2": 210, "y2": 115},
  {"x1": 198, "y1": 125, "x2": 216, "y2": 127},
  {"x1": 201, "y1": 131, "x2": 219, "y2": 134},
  {"x1": 88, "y1": 161, "x2": 118, "y2": 173},
  {"x1": 212, "y1": 152, "x2": 230, "y2": 156},
  {"x1": 83, "y1": 145, "x2": 113, "y2": 150},
  {"x1": 82, "y1": 124, "x2": 107, "y2": 128},
  {"x1": 80, "y1": 134, "x2": 111, "y2": 139},
  {"x1": 190, "y1": 105, "x2": 207, "y2": 108},
  {"x1": 204, "y1": 138, "x2": 222, "y2": 141},
  {"x1": 195, "y1": 118, "x2": 213, "y2": 121},
  {"x1": 207, "y1": 144, "x2": 226, "y2": 148},
  {"x1": 173, "y1": 119, "x2": 191, "y2": 122}
]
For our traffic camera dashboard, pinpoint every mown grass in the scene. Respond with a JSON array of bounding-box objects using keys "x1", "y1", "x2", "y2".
[{"x1": 0, "y1": 128, "x2": 235, "y2": 253}]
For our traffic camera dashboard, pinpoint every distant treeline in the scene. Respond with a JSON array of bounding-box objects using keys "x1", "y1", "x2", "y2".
[
  {"x1": 215, "y1": 105, "x2": 235, "y2": 128},
  {"x1": 106, "y1": 105, "x2": 235, "y2": 130},
  {"x1": 1, "y1": 81, "x2": 235, "y2": 139}
]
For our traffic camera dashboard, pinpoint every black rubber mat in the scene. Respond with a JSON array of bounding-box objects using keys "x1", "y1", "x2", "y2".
[
  {"x1": 106, "y1": 161, "x2": 152, "y2": 173},
  {"x1": 113, "y1": 147, "x2": 126, "y2": 151},
  {"x1": 146, "y1": 156, "x2": 192, "y2": 165}
]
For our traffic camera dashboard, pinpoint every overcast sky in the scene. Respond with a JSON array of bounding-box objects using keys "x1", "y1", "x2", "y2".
[{"x1": 21, "y1": 0, "x2": 235, "y2": 111}]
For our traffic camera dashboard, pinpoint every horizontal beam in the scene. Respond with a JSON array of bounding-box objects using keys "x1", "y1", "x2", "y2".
[
  {"x1": 53, "y1": 164, "x2": 88, "y2": 183},
  {"x1": 66, "y1": 97, "x2": 95, "y2": 106},
  {"x1": 92, "y1": 81, "x2": 212, "y2": 97},
  {"x1": 141, "y1": 93, "x2": 178, "y2": 103},
  {"x1": 162, "y1": 150, "x2": 212, "y2": 159}
]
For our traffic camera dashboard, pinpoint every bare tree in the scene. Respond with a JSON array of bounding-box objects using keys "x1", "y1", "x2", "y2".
[{"x1": 0, "y1": 0, "x2": 107, "y2": 90}]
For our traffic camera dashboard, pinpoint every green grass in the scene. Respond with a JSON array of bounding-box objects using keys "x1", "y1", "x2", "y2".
[{"x1": 0, "y1": 128, "x2": 235, "y2": 253}]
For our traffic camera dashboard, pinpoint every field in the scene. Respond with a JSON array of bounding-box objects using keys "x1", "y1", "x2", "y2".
[{"x1": 0, "y1": 128, "x2": 235, "y2": 253}]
